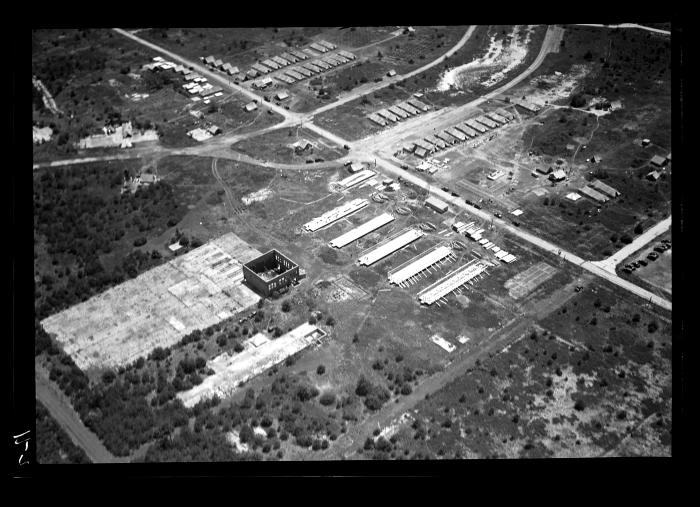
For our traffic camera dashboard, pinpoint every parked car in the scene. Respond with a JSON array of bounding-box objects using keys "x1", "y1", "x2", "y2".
[
  {"x1": 494, "y1": 212, "x2": 503, "y2": 219},
  {"x1": 648, "y1": 252, "x2": 659, "y2": 260},
  {"x1": 451, "y1": 192, "x2": 459, "y2": 197},
  {"x1": 473, "y1": 204, "x2": 482, "y2": 209},
  {"x1": 441, "y1": 187, "x2": 450, "y2": 192},
  {"x1": 654, "y1": 246, "x2": 665, "y2": 253},
  {"x1": 638, "y1": 259, "x2": 648, "y2": 266}
]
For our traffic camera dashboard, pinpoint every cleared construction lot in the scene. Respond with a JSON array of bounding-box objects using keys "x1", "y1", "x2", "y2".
[{"x1": 41, "y1": 233, "x2": 262, "y2": 371}]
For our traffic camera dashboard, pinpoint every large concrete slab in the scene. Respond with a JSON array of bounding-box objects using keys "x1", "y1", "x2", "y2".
[{"x1": 41, "y1": 233, "x2": 262, "y2": 371}]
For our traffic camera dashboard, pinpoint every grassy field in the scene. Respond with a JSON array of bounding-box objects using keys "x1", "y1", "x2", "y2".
[
  {"x1": 138, "y1": 27, "x2": 327, "y2": 68},
  {"x1": 286, "y1": 26, "x2": 469, "y2": 115},
  {"x1": 360, "y1": 278, "x2": 671, "y2": 459},
  {"x1": 231, "y1": 127, "x2": 347, "y2": 164}
]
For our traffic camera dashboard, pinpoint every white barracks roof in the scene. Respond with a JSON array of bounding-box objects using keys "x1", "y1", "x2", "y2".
[
  {"x1": 418, "y1": 260, "x2": 488, "y2": 305},
  {"x1": 388, "y1": 245, "x2": 453, "y2": 285},
  {"x1": 304, "y1": 198, "x2": 368, "y2": 232},
  {"x1": 338, "y1": 169, "x2": 375, "y2": 188},
  {"x1": 329, "y1": 213, "x2": 395, "y2": 248},
  {"x1": 358, "y1": 229, "x2": 424, "y2": 266}
]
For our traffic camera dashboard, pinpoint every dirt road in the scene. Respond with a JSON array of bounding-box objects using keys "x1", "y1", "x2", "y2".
[
  {"x1": 35, "y1": 366, "x2": 128, "y2": 463},
  {"x1": 354, "y1": 25, "x2": 565, "y2": 156}
]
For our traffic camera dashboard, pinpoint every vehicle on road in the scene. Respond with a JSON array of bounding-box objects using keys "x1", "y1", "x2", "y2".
[{"x1": 494, "y1": 212, "x2": 502, "y2": 218}]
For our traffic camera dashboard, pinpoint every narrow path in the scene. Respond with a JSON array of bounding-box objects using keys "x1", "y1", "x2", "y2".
[{"x1": 35, "y1": 366, "x2": 128, "y2": 463}]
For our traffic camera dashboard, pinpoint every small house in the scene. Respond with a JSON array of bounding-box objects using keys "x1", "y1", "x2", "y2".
[
  {"x1": 425, "y1": 197, "x2": 449, "y2": 214},
  {"x1": 549, "y1": 169, "x2": 566, "y2": 182},
  {"x1": 650, "y1": 155, "x2": 666, "y2": 167}
]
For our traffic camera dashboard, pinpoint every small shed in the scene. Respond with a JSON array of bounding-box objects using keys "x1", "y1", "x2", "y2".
[
  {"x1": 650, "y1": 155, "x2": 667, "y2": 167},
  {"x1": 549, "y1": 169, "x2": 566, "y2": 182},
  {"x1": 425, "y1": 197, "x2": 448, "y2": 213}
]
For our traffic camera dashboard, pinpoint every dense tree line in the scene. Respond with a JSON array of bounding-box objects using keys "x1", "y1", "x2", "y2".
[
  {"x1": 33, "y1": 49, "x2": 109, "y2": 98},
  {"x1": 34, "y1": 164, "x2": 186, "y2": 320},
  {"x1": 47, "y1": 347, "x2": 190, "y2": 456},
  {"x1": 145, "y1": 427, "x2": 261, "y2": 462}
]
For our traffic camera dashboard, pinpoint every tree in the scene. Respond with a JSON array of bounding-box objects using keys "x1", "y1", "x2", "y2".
[
  {"x1": 634, "y1": 223, "x2": 644, "y2": 235},
  {"x1": 355, "y1": 376, "x2": 373, "y2": 397},
  {"x1": 281, "y1": 301, "x2": 291, "y2": 312},
  {"x1": 316, "y1": 365, "x2": 326, "y2": 375},
  {"x1": 570, "y1": 93, "x2": 586, "y2": 108}
]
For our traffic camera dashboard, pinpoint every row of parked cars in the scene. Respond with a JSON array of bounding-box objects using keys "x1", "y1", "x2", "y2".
[{"x1": 621, "y1": 239, "x2": 671, "y2": 274}]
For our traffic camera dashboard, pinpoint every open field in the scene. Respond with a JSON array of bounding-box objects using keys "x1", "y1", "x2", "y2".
[
  {"x1": 358, "y1": 277, "x2": 671, "y2": 459},
  {"x1": 231, "y1": 127, "x2": 347, "y2": 164},
  {"x1": 284, "y1": 26, "x2": 468, "y2": 114},
  {"x1": 139, "y1": 27, "x2": 327, "y2": 69}
]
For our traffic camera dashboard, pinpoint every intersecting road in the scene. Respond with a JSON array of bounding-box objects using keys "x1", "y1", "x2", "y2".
[{"x1": 111, "y1": 24, "x2": 671, "y2": 313}]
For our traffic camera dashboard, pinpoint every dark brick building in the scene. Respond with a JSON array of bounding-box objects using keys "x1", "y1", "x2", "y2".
[{"x1": 242, "y1": 250, "x2": 300, "y2": 297}]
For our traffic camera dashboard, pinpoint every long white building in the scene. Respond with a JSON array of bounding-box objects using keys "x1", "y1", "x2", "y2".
[
  {"x1": 358, "y1": 228, "x2": 424, "y2": 266},
  {"x1": 338, "y1": 169, "x2": 376, "y2": 189},
  {"x1": 418, "y1": 260, "x2": 489, "y2": 305},
  {"x1": 388, "y1": 245, "x2": 455, "y2": 286},
  {"x1": 329, "y1": 213, "x2": 395, "y2": 248},
  {"x1": 304, "y1": 198, "x2": 369, "y2": 232}
]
